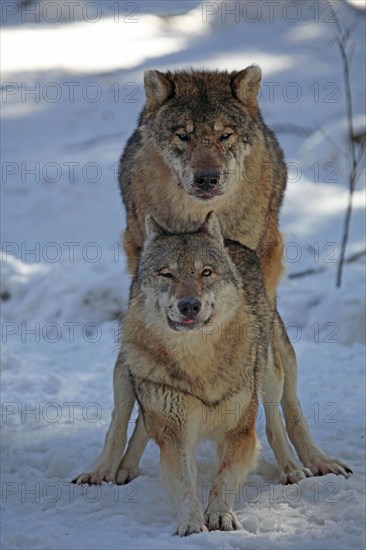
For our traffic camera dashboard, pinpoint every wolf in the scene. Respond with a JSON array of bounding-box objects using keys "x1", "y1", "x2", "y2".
[
  {"x1": 79, "y1": 213, "x2": 273, "y2": 535},
  {"x1": 74, "y1": 66, "x2": 351, "y2": 487},
  {"x1": 119, "y1": 66, "x2": 351, "y2": 478},
  {"x1": 120, "y1": 66, "x2": 284, "y2": 302}
]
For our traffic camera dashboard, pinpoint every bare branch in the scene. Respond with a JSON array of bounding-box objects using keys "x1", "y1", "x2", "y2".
[
  {"x1": 271, "y1": 123, "x2": 313, "y2": 137},
  {"x1": 288, "y1": 249, "x2": 365, "y2": 280},
  {"x1": 334, "y1": 22, "x2": 361, "y2": 288},
  {"x1": 315, "y1": 123, "x2": 347, "y2": 157}
]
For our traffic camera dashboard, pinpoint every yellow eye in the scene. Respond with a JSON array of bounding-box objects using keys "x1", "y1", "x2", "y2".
[{"x1": 202, "y1": 268, "x2": 212, "y2": 277}]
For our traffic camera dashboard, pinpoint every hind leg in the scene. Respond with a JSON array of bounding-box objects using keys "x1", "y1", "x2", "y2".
[
  {"x1": 263, "y1": 344, "x2": 313, "y2": 484},
  {"x1": 275, "y1": 312, "x2": 352, "y2": 477},
  {"x1": 116, "y1": 412, "x2": 149, "y2": 484}
]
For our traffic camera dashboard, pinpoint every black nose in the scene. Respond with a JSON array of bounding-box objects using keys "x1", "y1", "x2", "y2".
[
  {"x1": 194, "y1": 170, "x2": 219, "y2": 191},
  {"x1": 177, "y1": 296, "x2": 201, "y2": 318}
]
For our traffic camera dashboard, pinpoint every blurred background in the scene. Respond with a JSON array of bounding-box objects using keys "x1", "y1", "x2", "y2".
[{"x1": 1, "y1": 1, "x2": 365, "y2": 549}]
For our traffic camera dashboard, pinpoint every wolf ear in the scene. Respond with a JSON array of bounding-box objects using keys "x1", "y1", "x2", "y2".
[
  {"x1": 144, "y1": 70, "x2": 173, "y2": 115},
  {"x1": 144, "y1": 215, "x2": 166, "y2": 247},
  {"x1": 200, "y1": 212, "x2": 223, "y2": 245},
  {"x1": 231, "y1": 65, "x2": 262, "y2": 115}
]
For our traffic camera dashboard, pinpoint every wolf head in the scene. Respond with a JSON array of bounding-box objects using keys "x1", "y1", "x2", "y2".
[
  {"x1": 135, "y1": 212, "x2": 242, "y2": 332},
  {"x1": 143, "y1": 66, "x2": 262, "y2": 201}
]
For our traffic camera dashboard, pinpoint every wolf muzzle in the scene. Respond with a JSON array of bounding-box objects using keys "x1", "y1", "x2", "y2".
[{"x1": 177, "y1": 296, "x2": 202, "y2": 320}]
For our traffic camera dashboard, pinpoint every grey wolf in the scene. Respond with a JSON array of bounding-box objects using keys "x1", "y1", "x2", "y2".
[
  {"x1": 77, "y1": 213, "x2": 272, "y2": 535},
  {"x1": 119, "y1": 66, "x2": 351, "y2": 480},
  {"x1": 120, "y1": 65, "x2": 284, "y2": 302},
  {"x1": 74, "y1": 66, "x2": 351, "y2": 490}
]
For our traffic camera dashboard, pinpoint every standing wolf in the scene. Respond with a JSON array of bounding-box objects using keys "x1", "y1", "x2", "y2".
[
  {"x1": 121, "y1": 66, "x2": 284, "y2": 301},
  {"x1": 74, "y1": 66, "x2": 351, "y2": 489},
  {"x1": 94, "y1": 214, "x2": 272, "y2": 535}
]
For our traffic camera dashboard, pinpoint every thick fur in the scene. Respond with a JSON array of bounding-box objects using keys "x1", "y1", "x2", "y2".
[
  {"x1": 73, "y1": 68, "x2": 351, "y2": 495},
  {"x1": 118, "y1": 67, "x2": 351, "y2": 478},
  {"x1": 120, "y1": 67, "x2": 284, "y2": 303},
  {"x1": 80, "y1": 216, "x2": 271, "y2": 534}
]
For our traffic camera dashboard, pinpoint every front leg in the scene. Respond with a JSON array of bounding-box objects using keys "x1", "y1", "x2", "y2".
[
  {"x1": 205, "y1": 421, "x2": 258, "y2": 531},
  {"x1": 123, "y1": 224, "x2": 142, "y2": 276},
  {"x1": 141, "y1": 388, "x2": 206, "y2": 537},
  {"x1": 275, "y1": 313, "x2": 353, "y2": 478},
  {"x1": 160, "y1": 438, "x2": 206, "y2": 536},
  {"x1": 72, "y1": 354, "x2": 135, "y2": 485}
]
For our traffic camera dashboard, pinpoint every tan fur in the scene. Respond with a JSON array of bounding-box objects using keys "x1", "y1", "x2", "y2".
[
  {"x1": 73, "y1": 67, "x2": 352, "y2": 501},
  {"x1": 123, "y1": 138, "x2": 281, "y2": 304},
  {"x1": 75, "y1": 218, "x2": 270, "y2": 534},
  {"x1": 123, "y1": 220, "x2": 267, "y2": 534},
  {"x1": 117, "y1": 67, "x2": 351, "y2": 479},
  {"x1": 120, "y1": 68, "x2": 286, "y2": 309}
]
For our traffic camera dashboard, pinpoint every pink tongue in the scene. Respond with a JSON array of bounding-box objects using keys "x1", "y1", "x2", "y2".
[{"x1": 183, "y1": 319, "x2": 194, "y2": 324}]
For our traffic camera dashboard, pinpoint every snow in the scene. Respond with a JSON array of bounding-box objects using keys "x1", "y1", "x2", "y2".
[{"x1": 1, "y1": 1, "x2": 365, "y2": 548}]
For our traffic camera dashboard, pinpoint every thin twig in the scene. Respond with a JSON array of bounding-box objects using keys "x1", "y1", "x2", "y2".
[
  {"x1": 315, "y1": 122, "x2": 347, "y2": 157},
  {"x1": 271, "y1": 123, "x2": 313, "y2": 137},
  {"x1": 288, "y1": 248, "x2": 365, "y2": 280},
  {"x1": 334, "y1": 22, "x2": 360, "y2": 288}
]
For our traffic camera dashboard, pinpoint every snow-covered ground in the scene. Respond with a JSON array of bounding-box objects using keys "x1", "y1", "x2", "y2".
[{"x1": 1, "y1": 1, "x2": 365, "y2": 548}]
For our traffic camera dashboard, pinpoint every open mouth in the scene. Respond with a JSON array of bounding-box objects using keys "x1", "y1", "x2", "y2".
[
  {"x1": 191, "y1": 191, "x2": 223, "y2": 201},
  {"x1": 167, "y1": 316, "x2": 211, "y2": 332}
]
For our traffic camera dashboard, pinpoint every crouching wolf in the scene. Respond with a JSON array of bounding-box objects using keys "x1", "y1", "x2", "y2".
[{"x1": 79, "y1": 213, "x2": 272, "y2": 535}]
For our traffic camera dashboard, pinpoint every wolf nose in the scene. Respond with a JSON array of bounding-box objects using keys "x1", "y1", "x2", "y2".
[
  {"x1": 178, "y1": 296, "x2": 202, "y2": 318},
  {"x1": 194, "y1": 170, "x2": 219, "y2": 190}
]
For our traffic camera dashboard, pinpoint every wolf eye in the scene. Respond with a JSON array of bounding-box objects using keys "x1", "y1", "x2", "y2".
[
  {"x1": 219, "y1": 133, "x2": 232, "y2": 141},
  {"x1": 202, "y1": 268, "x2": 212, "y2": 277},
  {"x1": 176, "y1": 133, "x2": 189, "y2": 141},
  {"x1": 159, "y1": 271, "x2": 173, "y2": 278}
]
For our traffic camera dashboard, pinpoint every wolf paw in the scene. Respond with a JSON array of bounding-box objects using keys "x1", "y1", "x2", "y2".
[
  {"x1": 115, "y1": 468, "x2": 140, "y2": 485},
  {"x1": 204, "y1": 510, "x2": 241, "y2": 531},
  {"x1": 280, "y1": 467, "x2": 313, "y2": 485},
  {"x1": 72, "y1": 470, "x2": 115, "y2": 485},
  {"x1": 175, "y1": 518, "x2": 207, "y2": 537},
  {"x1": 307, "y1": 459, "x2": 352, "y2": 478}
]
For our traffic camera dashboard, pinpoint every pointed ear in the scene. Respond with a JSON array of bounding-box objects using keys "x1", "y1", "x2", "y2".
[
  {"x1": 231, "y1": 65, "x2": 261, "y2": 115},
  {"x1": 200, "y1": 212, "x2": 223, "y2": 245},
  {"x1": 144, "y1": 215, "x2": 166, "y2": 248},
  {"x1": 144, "y1": 70, "x2": 174, "y2": 116}
]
